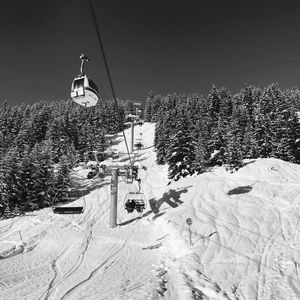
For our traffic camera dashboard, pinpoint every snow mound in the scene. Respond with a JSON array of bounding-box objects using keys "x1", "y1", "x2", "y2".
[
  {"x1": 0, "y1": 241, "x2": 25, "y2": 260},
  {"x1": 153, "y1": 157, "x2": 300, "y2": 299}
]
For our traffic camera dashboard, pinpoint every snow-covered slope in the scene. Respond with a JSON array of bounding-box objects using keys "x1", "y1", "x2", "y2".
[
  {"x1": 156, "y1": 157, "x2": 300, "y2": 300},
  {"x1": 1, "y1": 123, "x2": 300, "y2": 300}
]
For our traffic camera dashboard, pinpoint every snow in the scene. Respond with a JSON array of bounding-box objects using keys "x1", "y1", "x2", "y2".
[{"x1": 1, "y1": 122, "x2": 300, "y2": 299}]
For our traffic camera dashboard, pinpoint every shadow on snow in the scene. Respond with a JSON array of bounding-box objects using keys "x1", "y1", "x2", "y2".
[{"x1": 149, "y1": 187, "x2": 191, "y2": 215}]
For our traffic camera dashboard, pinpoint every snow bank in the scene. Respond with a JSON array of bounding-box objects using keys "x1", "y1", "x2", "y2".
[{"x1": 152, "y1": 157, "x2": 300, "y2": 299}]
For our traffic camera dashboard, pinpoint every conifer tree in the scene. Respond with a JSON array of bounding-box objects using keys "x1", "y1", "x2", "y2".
[
  {"x1": 53, "y1": 155, "x2": 71, "y2": 204},
  {"x1": 192, "y1": 136, "x2": 210, "y2": 173},
  {"x1": 154, "y1": 110, "x2": 174, "y2": 164},
  {"x1": 224, "y1": 131, "x2": 243, "y2": 172},
  {"x1": 144, "y1": 91, "x2": 154, "y2": 121},
  {"x1": 207, "y1": 85, "x2": 221, "y2": 125},
  {"x1": 167, "y1": 119, "x2": 197, "y2": 181},
  {"x1": 0, "y1": 147, "x2": 23, "y2": 211},
  {"x1": 150, "y1": 95, "x2": 163, "y2": 122},
  {"x1": 242, "y1": 126, "x2": 258, "y2": 158},
  {"x1": 46, "y1": 116, "x2": 70, "y2": 163},
  {"x1": 29, "y1": 141, "x2": 55, "y2": 209},
  {"x1": 3, "y1": 205, "x2": 12, "y2": 219}
]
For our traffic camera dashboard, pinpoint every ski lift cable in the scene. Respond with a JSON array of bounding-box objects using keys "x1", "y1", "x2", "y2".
[{"x1": 88, "y1": 0, "x2": 132, "y2": 166}]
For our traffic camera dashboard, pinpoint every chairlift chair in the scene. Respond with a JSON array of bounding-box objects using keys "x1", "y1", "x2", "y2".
[
  {"x1": 134, "y1": 133, "x2": 143, "y2": 149},
  {"x1": 71, "y1": 54, "x2": 99, "y2": 107},
  {"x1": 134, "y1": 141, "x2": 143, "y2": 150},
  {"x1": 53, "y1": 206, "x2": 84, "y2": 214},
  {"x1": 87, "y1": 170, "x2": 97, "y2": 179},
  {"x1": 124, "y1": 114, "x2": 139, "y2": 124},
  {"x1": 112, "y1": 153, "x2": 119, "y2": 160},
  {"x1": 124, "y1": 192, "x2": 146, "y2": 213}
]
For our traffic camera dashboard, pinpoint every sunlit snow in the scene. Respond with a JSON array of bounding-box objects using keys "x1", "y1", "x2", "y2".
[{"x1": 1, "y1": 123, "x2": 300, "y2": 300}]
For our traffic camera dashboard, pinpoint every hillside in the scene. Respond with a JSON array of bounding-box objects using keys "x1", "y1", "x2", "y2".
[{"x1": 1, "y1": 123, "x2": 300, "y2": 300}]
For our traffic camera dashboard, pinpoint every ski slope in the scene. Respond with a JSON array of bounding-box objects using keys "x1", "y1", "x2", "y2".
[{"x1": 1, "y1": 123, "x2": 300, "y2": 300}]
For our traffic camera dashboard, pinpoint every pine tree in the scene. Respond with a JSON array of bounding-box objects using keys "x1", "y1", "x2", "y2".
[
  {"x1": 17, "y1": 148, "x2": 37, "y2": 210},
  {"x1": 224, "y1": 131, "x2": 243, "y2": 172},
  {"x1": 53, "y1": 155, "x2": 71, "y2": 204},
  {"x1": 167, "y1": 120, "x2": 197, "y2": 181},
  {"x1": 207, "y1": 85, "x2": 221, "y2": 125},
  {"x1": 154, "y1": 120, "x2": 165, "y2": 164},
  {"x1": 144, "y1": 91, "x2": 154, "y2": 122},
  {"x1": 151, "y1": 95, "x2": 163, "y2": 122},
  {"x1": 242, "y1": 126, "x2": 258, "y2": 158},
  {"x1": 253, "y1": 114, "x2": 273, "y2": 158},
  {"x1": 46, "y1": 116, "x2": 70, "y2": 163},
  {"x1": 154, "y1": 110, "x2": 174, "y2": 164},
  {"x1": 14, "y1": 119, "x2": 34, "y2": 151},
  {"x1": 29, "y1": 141, "x2": 55, "y2": 209},
  {"x1": 31, "y1": 104, "x2": 51, "y2": 144},
  {"x1": 3, "y1": 205, "x2": 12, "y2": 219},
  {"x1": 0, "y1": 147, "x2": 22, "y2": 210},
  {"x1": 192, "y1": 136, "x2": 210, "y2": 173}
]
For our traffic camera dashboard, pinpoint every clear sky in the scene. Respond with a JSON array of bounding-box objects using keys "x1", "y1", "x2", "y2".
[{"x1": 1, "y1": 0, "x2": 300, "y2": 105}]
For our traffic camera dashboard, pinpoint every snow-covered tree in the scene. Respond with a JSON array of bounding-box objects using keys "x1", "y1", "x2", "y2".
[
  {"x1": 224, "y1": 131, "x2": 243, "y2": 172},
  {"x1": 167, "y1": 119, "x2": 197, "y2": 181},
  {"x1": 144, "y1": 91, "x2": 154, "y2": 122}
]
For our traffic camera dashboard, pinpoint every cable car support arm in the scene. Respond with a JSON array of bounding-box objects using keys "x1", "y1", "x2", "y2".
[{"x1": 79, "y1": 54, "x2": 89, "y2": 75}]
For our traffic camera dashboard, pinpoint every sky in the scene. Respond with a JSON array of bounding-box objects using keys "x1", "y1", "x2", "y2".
[{"x1": 1, "y1": 0, "x2": 300, "y2": 105}]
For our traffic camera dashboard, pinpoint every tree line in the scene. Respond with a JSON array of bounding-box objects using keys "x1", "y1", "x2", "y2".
[
  {"x1": 1, "y1": 83, "x2": 300, "y2": 217},
  {"x1": 0, "y1": 99, "x2": 135, "y2": 217},
  {"x1": 145, "y1": 84, "x2": 300, "y2": 182}
]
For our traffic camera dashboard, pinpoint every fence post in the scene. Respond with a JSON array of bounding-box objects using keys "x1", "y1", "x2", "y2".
[{"x1": 186, "y1": 218, "x2": 193, "y2": 247}]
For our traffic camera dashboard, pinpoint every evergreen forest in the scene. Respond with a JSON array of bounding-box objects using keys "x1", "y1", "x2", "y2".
[
  {"x1": 0, "y1": 99, "x2": 135, "y2": 217},
  {"x1": 146, "y1": 84, "x2": 300, "y2": 181},
  {"x1": 1, "y1": 83, "x2": 300, "y2": 218}
]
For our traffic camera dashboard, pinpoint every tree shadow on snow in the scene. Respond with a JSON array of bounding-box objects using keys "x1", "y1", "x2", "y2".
[
  {"x1": 149, "y1": 187, "x2": 191, "y2": 215},
  {"x1": 55, "y1": 181, "x2": 111, "y2": 207},
  {"x1": 69, "y1": 181, "x2": 110, "y2": 198},
  {"x1": 227, "y1": 185, "x2": 253, "y2": 195}
]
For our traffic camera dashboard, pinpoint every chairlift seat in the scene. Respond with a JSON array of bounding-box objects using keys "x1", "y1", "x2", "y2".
[
  {"x1": 53, "y1": 206, "x2": 84, "y2": 214},
  {"x1": 124, "y1": 192, "x2": 146, "y2": 213}
]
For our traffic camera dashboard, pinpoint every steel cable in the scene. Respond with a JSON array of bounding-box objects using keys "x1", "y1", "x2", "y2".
[{"x1": 88, "y1": 0, "x2": 132, "y2": 166}]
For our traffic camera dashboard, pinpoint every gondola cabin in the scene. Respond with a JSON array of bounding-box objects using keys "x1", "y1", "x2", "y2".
[{"x1": 71, "y1": 75, "x2": 99, "y2": 107}]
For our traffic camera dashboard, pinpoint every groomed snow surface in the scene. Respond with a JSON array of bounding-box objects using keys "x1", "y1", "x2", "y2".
[{"x1": 1, "y1": 123, "x2": 300, "y2": 300}]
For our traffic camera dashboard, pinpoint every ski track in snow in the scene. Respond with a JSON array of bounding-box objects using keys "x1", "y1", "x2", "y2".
[
  {"x1": 0, "y1": 124, "x2": 167, "y2": 300},
  {"x1": 42, "y1": 221, "x2": 96, "y2": 300},
  {"x1": 1, "y1": 123, "x2": 300, "y2": 299},
  {"x1": 58, "y1": 228, "x2": 132, "y2": 300}
]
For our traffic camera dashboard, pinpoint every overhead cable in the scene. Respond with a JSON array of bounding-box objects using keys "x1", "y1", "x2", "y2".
[{"x1": 88, "y1": 0, "x2": 132, "y2": 165}]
